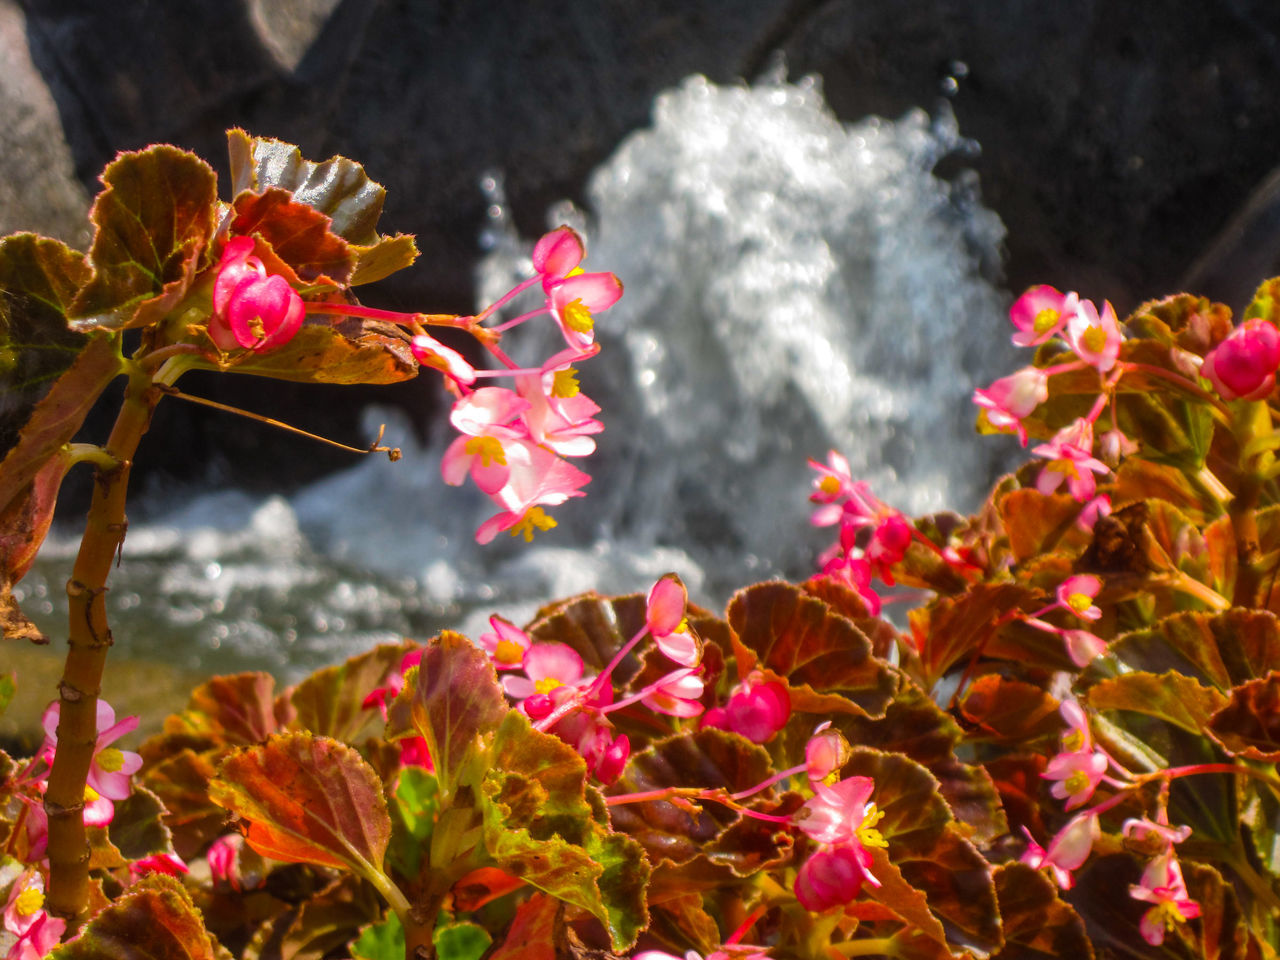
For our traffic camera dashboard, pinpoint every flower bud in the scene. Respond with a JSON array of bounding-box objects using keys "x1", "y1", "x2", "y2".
[
  {"x1": 1201, "y1": 318, "x2": 1280, "y2": 401},
  {"x1": 209, "y1": 237, "x2": 305, "y2": 353},
  {"x1": 794, "y1": 844, "x2": 873, "y2": 911}
]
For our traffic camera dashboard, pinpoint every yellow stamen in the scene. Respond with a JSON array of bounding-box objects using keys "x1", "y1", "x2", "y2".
[
  {"x1": 509, "y1": 506, "x2": 557, "y2": 542},
  {"x1": 1151, "y1": 900, "x2": 1190, "y2": 931},
  {"x1": 97, "y1": 746, "x2": 125, "y2": 773},
  {"x1": 15, "y1": 887, "x2": 44, "y2": 916},
  {"x1": 552, "y1": 367, "x2": 581, "y2": 398},
  {"x1": 818, "y1": 476, "x2": 841, "y2": 497},
  {"x1": 494, "y1": 639, "x2": 524, "y2": 666},
  {"x1": 1081, "y1": 325, "x2": 1107, "y2": 353},
  {"x1": 535, "y1": 677, "x2": 564, "y2": 695},
  {"x1": 1064, "y1": 770, "x2": 1090, "y2": 795},
  {"x1": 1062, "y1": 729, "x2": 1085, "y2": 753},
  {"x1": 1067, "y1": 592, "x2": 1094, "y2": 616},
  {"x1": 561, "y1": 299, "x2": 594, "y2": 335},
  {"x1": 857, "y1": 804, "x2": 888, "y2": 849},
  {"x1": 565, "y1": 266, "x2": 585, "y2": 279},
  {"x1": 464, "y1": 435, "x2": 507, "y2": 468},
  {"x1": 84, "y1": 785, "x2": 100, "y2": 803},
  {"x1": 1033, "y1": 308, "x2": 1061, "y2": 334}
]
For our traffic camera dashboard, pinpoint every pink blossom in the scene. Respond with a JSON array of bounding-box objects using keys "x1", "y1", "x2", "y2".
[
  {"x1": 441, "y1": 387, "x2": 532, "y2": 495},
  {"x1": 4, "y1": 872, "x2": 66, "y2": 960},
  {"x1": 1010, "y1": 285, "x2": 1078, "y2": 347},
  {"x1": 1122, "y1": 817, "x2": 1192, "y2": 850},
  {"x1": 1033, "y1": 418, "x2": 1109, "y2": 502},
  {"x1": 531, "y1": 226, "x2": 586, "y2": 291},
  {"x1": 1055, "y1": 574, "x2": 1102, "y2": 621},
  {"x1": 207, "y1": 835, "x2": 245, "y2": 892},
  {"x1": 1019, "y1": 812, "x2": 1099, "y2": 890},
  {"x1": 547, "y1": 270, "x2": 624, "y2": 351},
  {"x1": 795, "y1": 776, "x2": 878, "y2": 848},
  {"x1": 410, "y1": 333, "x2": 476, "y2": 386},
  {"x1": 473, "y1": 439, "x2": 591, "y2": 544},
  {"x1": 1042, "y1": 746, "x2": 1108, "y2": 809},
  {"x1": 362, "y1": 649, "x2": 423, "y2": 717},
  {"x1": 972, "y1": 367, "x2": 1050, "y2": 445},
  {"x1": 1064, "y1": 298, "x2": 1123, "y2": 372},
  {"x1": 503, "y1": 642, "x2": 587, "y2": 704},
  {"x1": 639, "y1": 667, "x2": 705, "y2": 718},
  {"x1": 816, "y1": 554, "x2": 882, "y2": 617},
  {"x1": 129, "y1": 852, "x2": 188, "y2": 883},
  {"x1": 41, "y1": 699, "x2": 142, "y2": 804},
  {"x1": 209, "y1": 236, "x2": 305, "y2": 353},
  {"x1": 1201, "y1": 318, "x2": 1280, "y2": 401},
  {"x1": 645, "y1": 574, "x2": 701, "y2": 666},
  {"x1": 794, "y1": 843, "x2": 877, "y2": 911},
  {"x1": 805, "y1": 722, "x2": 850, "y2": 783},
  {"x1": 477, "y1": 615, "x2": 531, "y2": 671},
  {"x1": 1099, "y1": 428, "x2": 1138, "y2": 468},
  {"x1": 1130, "y1": 851, "x2": 1200, "y2": 946},
  {"x1": 865, "y1": 513, "x2": 913, "y2": 582},
  {"x1": 808, "y1": 450, "x2": 857, "y2": 525},
  {"x1": 702, "y1": 673, "x2": 791, "y2": 743},
  {"x1": 1077, "y1": 494, "x2": 1111, "y2": 532},
  {"x1": 515, "y1": 361, "x2": 604, "y2": 458},
  {"x1": 1062, "y1": 628, "x2": 1108, "y2": 667}
]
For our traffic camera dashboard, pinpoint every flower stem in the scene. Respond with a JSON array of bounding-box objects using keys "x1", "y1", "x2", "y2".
[{"x1": 45, "y1": 361, "x2": 163, "y2": 928}]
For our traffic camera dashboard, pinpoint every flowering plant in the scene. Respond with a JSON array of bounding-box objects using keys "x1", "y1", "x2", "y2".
[{"x1": 4, "y1": 134, "x2": 1280, "y2": 959}]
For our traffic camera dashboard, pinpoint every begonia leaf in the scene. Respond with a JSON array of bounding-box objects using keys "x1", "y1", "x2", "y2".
[
  {"x1": 434, "y1": 921, "x2": 491, "y2": 960},
  {"x1": 1182, "y1": 859, "x2": 1272, "y2": 960},
  {"x1": 481, "y1": 711, "x2": 648, "y2": 951},
  {"x1": 274, "y1": 876, "x2": 384, "y2": 960},
  {"x1": 387, "y1": 766, "x2": 438, "y2": 879},
  {"x1": 228, "y1": 132, "x2": 389, "y2": 245},
  {"x1": 486, "y1": 893, "x2": 560, "y2": 960},
  {"x1": 289, "y1": 640, "x2": 418, "y2": 744},
  {"x1": 47, "y1": 873, "x2": 222, "y2": 960},
  {"x1": 1084, "y1": 671, "x2": 1228, "y2": 735},
  {"x1": 136, "y1": 748, "x2": 226, "y2": 859},
  {"x1": 1066, "y1": 855, "x2": 1197, "y2": 959},
  {"x1": 349, "y1": 235, "x2": 420, "y2": 287},
  {"x1": 1206, "y1": 671, "x2": 1280, "y2": 761},
  {"x1": 991, "y1": 862, "x2": 1093, "y2": 960},
  {"x1": 646, "y1": 893, "x2": 721, "y2": 956},
  {"x1": 960, "y1": 676, "x2": 1062, "y2": 746},
  {"x1": 230, "y1": 189, "x2": 355, "y2": 286},
  {"x1": 209, "y1": 732, "x2": 391, "y2": 877},
  {"x1": 801, "y1": 576, "x2": 902, "y2": 659},
  {"x1": 161, "y1": 672, "x2": 285, "y2": 749},
  {"x1": 450, "y1": 866, "x2": 525, "y2": 911},
  {"x1": 997, "y1": 488, "x2": 1092, "y2": 564},
  {"x1": 858, "y1": 848, "x2": 947, "y2": 947},
  {"x1": 1111, "y1": 358, "x2": 1214, "y2": 470},
  {"x1": 69, "y1": 146, "x2": 218, "y2": 329},
  {"x1": 350, "y1": 913, "x2": 404, "y2": 960},
  {"x1": 1110, "y1": 608, "x2": 1280, "y2": 691},
  {"x1": 895, "y1": 826, "x2": 1002, "y2": 956},
  {"x1": 109, "y1": 785, "x2": 175, "y2": 861},
  {"x1": 842, "y1": 748, "x2": 951, "y2": 856},
  {"x1": 1245, "y1": 275, "x2": 1280, "y2": 325},
  {"x1": 983, "y1": 755, "x2": 1049, "y2": 840},
  {"x1": 606, "y1": 727, "x2": 778, "y2": 867},
  {"x1": 1111, "y1": 457, "x2": 1212, "y2": 523},
  {"x1": 1125, "y1": 292, "x2": 1233, "y2": 349},
  {"x1": 384, "y1": 631, "x2": 507, "y2": 795},
  {"x1": 211, "y1": 318, "x2": 417, "y2": 385},
  {"x1": 726, "y1": 581, "x2": 898, "y2": 718},
  {"x1": 526, "y1": 589, "x2": 649, "y2": 684},
  {"x1": 906, "y1": 583, "x2": 1039, "y2": 690}
]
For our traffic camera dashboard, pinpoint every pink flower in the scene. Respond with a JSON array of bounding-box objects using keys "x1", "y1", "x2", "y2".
[
  {"x1": 1130, "y1": 851, "x2": 1200, "y2": 946},
  {"x1": 816, "y1": 554, "x2": 882, "y2": 616},
  {"x1": 503, "y1": 642, "x2": 588, "y2": 705},
  {"x1": 1055, "y1": 574, "x2": 1102, "y2": 621},
  {"x1": 645, "y1": 574, "x2": 701, "y2": 667},
  {"x1": 1010, "y1": 285, "x2": 1078, "y2": 347},
  {"x1": 477, "y1": 615, "x2": 531, "y2": 671},
  {"x1": 41, "y1": 699, "x2": 142, "y2": 804},
  {"x1": 531, "y1": 226, "x2": 586, "y2": 291},
  {"x1": 865, "y1": 513, "x2": 913, "y2": 583},
  {"x1": 3, "y1": 874, "x2": 65, "y2": 960},
  {"x1": 794, "y1": 843, "x2": 877, "y2": 911},
  {"x1": 808, "y1": 450, "x2": 857, "y2": 525},
  {"x1": 972, "y1": 367, "x2": 1050, "y2": 445},
  {"x1": 1201, "y1": 318, "x2": 1280, "y2": 401},
  {"x1": 410, "y1": 333, "x2": 477, "y2": 386},
  {"x1": 1020, "y1": 812, "x2": 1099, "y2": 890},
  {"x1": 473, "y1": 439, "x2": 591, "y2": 544},
  {"x1": 207, "y1": 835, "x2": 245, "y2": 892},
  {"x1": 1077, "y1": 494, "x2": 1111, "y2": 532},
  {"x1": 1122, "y1": 817, "x2": 1192, "y2": 850},
  {"x1": 805, "y1": 723, "x2": 850, "y2": 783},
  {"x1": 546, "y1": 271, "x2": 623, "y2": 351},
  {"x1": 441, "y1": 388, "x2": 532, "y2": 495},
  {"x1": 515, "y1": 350, "x2": 604, "y2": 457},
  {"x1": 1099, "y1": 428, "x2": 1138, "y2": 468},
  {"x1": 129, "y1": 852, "x2": 188, "y2": 883},
  {"x1": 1062, "y1": 628, "x2": 1108, "y2": 667},
  {"x1": 639, "y1": 667, "x2": 705, "y2": 718},
  {"x1": 1043, "y1": 746, "x2": 1108, "y2": 809},
  {"x1": 1064, "y1": 298, "x2": 1123, "y2": 372},
  {"x1": 209, "y1": 236, "x2": 305, "y2": 353},
  {"x1": 702, "y1": 673, "x2": 791, "y2": 743},
  {"x1": 362, "y1": 649, "x2": 423, "y2": 717},
  {"x1": 1033, "y1": 419, "x2": 1109, "y2": 503}
]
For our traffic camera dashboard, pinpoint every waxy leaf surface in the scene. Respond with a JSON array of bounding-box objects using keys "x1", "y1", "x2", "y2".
[
  {"x1": 998, "y1": 488, "x2": 1092, "y2": 564},
  {"x1": 109, "y1": 785, "x2": 175, "y2": 861},
  {"x1": 47, "y1": 874, "x2": 221, "y2": 960},
  {"x1": 481, "y1": 711, "x2": 648, "y2": 951},
  {"x1": 1110, "y1": 609, "x2": 1280, "y2": 691},
  {"x1": 991, "y1": 862, "x2": 1093, "y2": 960},
  {"x1": 1207, "y1": 671, "x2": 1280, "y2": 761},
  {"x1": 289, "y1": 640, "x2": 418, "y2": 744},
  {"x1": 1084, "y1": 671, "x2": 1228, "y2": 735},
  {"x1": 727, "y1": 581, "x2": 898, "y2": 718},
  {"x1": 70, "y1": 146, "x2": 218, "y2": 329},
  {"x1": 210, "y1": 732, "x2": 391, "y2": 876},
  {"x1": 907, "y1": 582, "x2": 1040, "y2": 688},
  {"x1": 527, "y1": 590, "x2": 649, "y2": 685},
  {"x1": 230, "y1": 189, "x2": 355, "y2": 285},
  {"x1": 217, "y1": 318, "x2": 417, "y2": 385},
  {"x1": 960, "y1": 676, "x2": 1062, "y2": 745}
]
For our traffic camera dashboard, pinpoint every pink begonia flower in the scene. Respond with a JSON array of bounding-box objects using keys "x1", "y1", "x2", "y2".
[
  {"x1": 817, "y1": 554, "x2": 882, "y2": 616},
  {"x1": 645, "y1": 574, "x2": 701, "y2": 667},
  {"x1": 1123, "y1": 817, "x2": 1192, "y2": 850},
  {"x1": 635, "y1": 947, "x2": 770, "y2": 960},
  {"x1": 972, "y1": 367, "x2": 1050, "y2": 445},
  {"x1": 129, "y1": 852, "x2": 188, "y2": 883},
  {"x1": 1042, "y1": 745, "x2": 1108, "y2": 809},
  {"x1": 865, "y1": 513, "x2": 913, "y2": 583},
  {"x1": 1130, "y1": 851, "x2": 1200, "y2": 946},
  {"x1": 1019, "y1": 812, "x2": 1099, "y2": 890},
  {"x1": 808, "y1": 449, "x2": 857, "y2": 525},
  {"x1": 1010, "y1": 285, "x2": 1079, "y2": 347},
  {"x1": 794, "y1": 843, "x2": 877, "y2": 912},
  {"x1": 477, "y1": 614, "x2": 532, "y2": 671},
  {"x1": 1033, "y1": 418, "x2": 1109, "y2": 503},
  {"x1": 503, "y1": 642, "x2": 588, "y2": 704},
  {"x1": 805, "y1": 722, "x2": 851, "y2": 783},
  {"x1": 702, "y1": 673, "x2": 791, "y2": 743},
  {"x1": 441, "y1": 387, "x2": 532, "y2": 495},
  {"x1": 1056, "y1": 574, "x2": 1102, "y2": 621},
  {"x1": 1201, "y1": 317, "x2": 1280, "y2": 401},
  {"x1": 531, "y1": 226, "x2": 586, "y2": 292},
  {"x1": 516, "y1": 366, "x2": 604, "y2": 458},
  {"x1": 546, "y1": 270, "x2": 624, "y2": 351},
  {"x1": 410, "y1": 333, "x2": 477, "y2": 386},
  {"x1": 1099, "y1": 428, "x2": 1138, "y2": 468},
  {"x1": 474, "y1": 439, "x2": 592, "y2": 544},
  {"x1": 1057, "y1": 700, "x2": 1093, "y2": 754},
  {"x1": 1062, "y1": 628, "x2": 1108, "y2": 667},
  {"x1": 640, "y1": 667, "x2": 705, "y2": 718},
  {"x1": 554, "y1": 707, "x2": 630, "y2": 784},
  {"x1": 208, "y1": 835, "x2": 245, "y2": 892},
  {"x1": 209, "y1": 236, "x2": 306, "y2": 353},
  {"x1": 1077, "y1": 493, "x2": 1111, "y2": 532},
  {"x1": 795, "y1": 776, "x2": 880, "y2": 849},
  {"x1": 42, "y1": 699, "x2": 142, "y2": 803},
  {"x1": 1064, "y1": 298, "x2": 1123, "y2": 372},
  {"x1": 3, "y1": 873, "x2": 66, "y2": 960},
  {"x1": 362, "y1": 649, "x2": 424, "y2": 717}
]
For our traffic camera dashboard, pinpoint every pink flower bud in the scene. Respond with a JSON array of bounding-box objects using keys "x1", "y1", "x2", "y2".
[
  {"x1": 705, "y1": 676, "x2": 791, "y2": 743},
  {"x1": 209, "y1": 236, "x2": 305, "y2": 353},
  {"x1": 1201, "y1": 318, "x2": 1280, "y2": 401},
  {"x1": 794, "y1": 844, "x2": 875, "y2": 911},
  {"x1": 805, "y1": 722, "x2": 851, "y2": 782}
]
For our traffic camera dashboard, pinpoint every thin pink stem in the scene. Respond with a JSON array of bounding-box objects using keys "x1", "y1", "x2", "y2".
[
  {"x1": 475, "y1": 276, "x2": 541, "y2": 321},
  {"x1": 489, "y1": 307, "x2": 548, "y2": 333},
  {"x1": 590, "y1": 623, "x2": 651, "y2": 699},
  {"x1": 604, "y1": 786, "x2": 793, "y2": 825},
  {"x1": 725, "y1": 905, "x2": 768, "y2": 946},
  {"x1": 730, "y1": 763, "x2": 807, "y2": 801}
]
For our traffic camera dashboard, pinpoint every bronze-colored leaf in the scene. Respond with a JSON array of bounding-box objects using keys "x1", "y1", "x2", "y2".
[
  {"x1": 212, "y1": 318, "x2": 417, "y2": 385},
  {"x1": 960, "y1": 676, "x2": 1062, "y2": 745},
  {"x1": 1207, "y1": 671, "x2": 1280, "y2": 761},
  {"x1": 1111, "y1": 608, "x2": 1280, "y2": 691},
  {"x1": 906, "y1": 582, "x2": 1039, "y2": 690},
  {"x1": 230, "y1": 189, "x2": 355, "y2": 285},
  {"x1": 289, "y1": 641, "x2": 418, "y2": 744},
  {"x1": 1085, "y1": 671, "x2": 1228, "y2": 735},
  {"x1": 991, "y1": 862, "x2": 1093, "y2": 960},
  {"x1": 998, "y1": 488, "x2": 1093, "y2": 564}
]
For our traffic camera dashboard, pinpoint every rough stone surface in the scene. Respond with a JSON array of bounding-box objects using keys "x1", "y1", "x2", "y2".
[{"x1": 7, "y1": 0, "x2": 1280, "y2": 498}]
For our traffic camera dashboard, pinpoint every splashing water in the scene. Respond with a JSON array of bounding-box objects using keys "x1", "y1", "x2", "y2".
[{"x1": 23, "y1": 71, "x2": 1017, "y2": 679}]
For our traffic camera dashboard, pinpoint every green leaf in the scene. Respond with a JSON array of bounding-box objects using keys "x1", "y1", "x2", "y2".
[
  {"x1": 1110, "y1": 609, "x2": 1280, "y2": 691},
  {"x1": 209, "y1": 732, "x2": 392, "y2": 878},
  {"x1": 208, "y1": 317, "x2": 417, "y2": 385},
  {"x1": 70, "y1": 145, "x2": 218, "y2": 329},
  {"x1": 991, "y1": 862, "x2": 1093, "y2": 960},
  {"x1": 47, "y1": 873, "x2": 223, "y2": 960},
  {"x1": 385, "y1": 631, "x2": 507, "y2": 796},
  {"x1": 481, "y1": 711, "x2": 649, "y2": 951},
  {"x1": 0, "y1": 672, "x2": 13, "y2": 716},
  {"x1": 109, "y1": 785, "x2": 175, "y2": 861},
  {"x1": 387, "y1": 766, "x2": 438, "y2": 879},
  {"x1": 1084, "y1": 671, "x2": 1228, "y2": 735},
  {"x1": 726, "y1": 581, "x2": 899, "y2": 718},
  {"x1": 434, "y1": 921, "x2": 491, "y2": 960},
  {"x1": 349, "y1": 912, "x2": 404, "y2": 960},
  {"x1": 1206, "y1": 671, "x2": 1280, "y2": 761},
  {"x1": 230, "y1": 189, "x2": 355, "y2": 285},
  {"x1": 289, "y1": 641, "x2": 418, "y2": 743}
]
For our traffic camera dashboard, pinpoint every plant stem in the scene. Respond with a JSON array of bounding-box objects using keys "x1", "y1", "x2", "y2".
[{"x1": 44, "y1": 362, "x2": 162, "y2": 928}]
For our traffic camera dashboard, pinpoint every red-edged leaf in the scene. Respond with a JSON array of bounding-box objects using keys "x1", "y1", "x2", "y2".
[
  {"x1": 207, "y1": 317, "x2": 417, "y2": 385},
  {"x1": 47, "y1": 873, "x2": 222, "y2": 960},
  {"x1": 162, "y1": 672, "x2": 285, "y2": 748},
  {"x1": 1207, "y1": 671, "x2": 1280, "y2": 761},
  {"x1": 210, "y1": 732, "x2": 391, "y2": 876},
  {"x1": 70, "y1": 145, "x2": 218, "y2": 329},
  {"x1": 991, "y1": 861, "x2": 1093, "y2": 960},
  {"x1": 230, "y1": 188, "x2": 355, "y2": 285},
  {"x1": 726, "y1": 581, "x2": 899, "y2": 718},
  {"x1": 487, "y1": 893, "x2": 561, "y2": 960},
  {"x1": 289, "y1": 640, "x2": 418, "y2": 743}
]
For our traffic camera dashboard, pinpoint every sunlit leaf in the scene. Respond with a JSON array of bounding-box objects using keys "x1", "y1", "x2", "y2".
[
  {"x1": 384, "y1": 631, "x2": 507, "y2": 795},
  {"x1": 1124, "y1": 292, "x2": 1232, "y2": 348},
  {"x1": 842, "y1": 748, "x2": 951, "y2": 857},
  {"x1": 162, "y1": 672, "x2": 285, "y2": 749},
  {"x1": 230, "y1": 189, "x2": 355, "y2": 285},
  {"x1": 960, "y1": 676, "x2": 1062, "y2": 746},
  {"x1": 907, "y1": 583, "x2": 1039, "y2": 689},
  {"x1": 1206, "y1": 671, "x2": 1280, "y2": 761},
  {"x1": 210, "y1": 732, "x2": 391, "y2": 877},
  {"x1": 210, "y1": 317, "x2": 417, "y2": 385},
  {"x1": 136, "y1": 748, "x2": 226, "y2": 859},
  {"x1": 349, "y1": 235, "x2": 419, "y2": 287},
  {"x1": 482, "y1": 711, "x2": 648, "y2": 951},
  {"x1": 1110, "y1": 608, "x2": 1280, "y2": 691},
  {"x1": 289, "y1": 640, "x2": 418, "y2": 744},
  {"x1": 645, "y1": 892, "x2": 721, "y2": 957},
  {"x1": 727, "y1": 581, "x2": 899, "y2": 718},
  {"x1": 861, "y1": 847, "x2": 947, "y2": 947},
  {"x1": 387, "y1": 766, "x2": 438, "y2": 879},
  {"x1": 70, "y1": 146, "x2": 218, "y2": 329},
  {"x1": 894, "y1": 825, "x2": 1002, "y2": 956},
  {"x1": 1084, "y1": 671, "x2": 1228, "y2": 735},
  {"x1": 349, "y1": 912, "x2": 403, "y2": 960},
  {"x1": 991, "y1": 862, "x2": 1093, "y2": 960},
  {"x1": 998, "y1": 488, "x2": 1092, "y2": 564},
  {"x1": 434, "y1": 921, "x2": 491, "y2": 960},
  {"x1": 486, "y1": 894, "x2": 560, "y2": 960},
  {"x1": 47, "y1": 873, "x2": 222, "y2": 960},
  {"x1": 109, "y1": 785, "x2": 175, "y2": 862}
]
